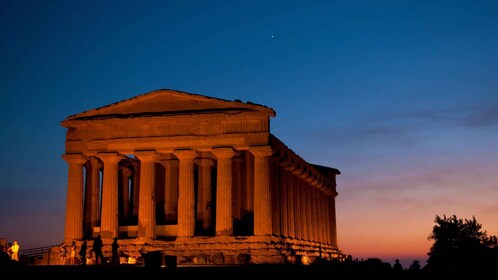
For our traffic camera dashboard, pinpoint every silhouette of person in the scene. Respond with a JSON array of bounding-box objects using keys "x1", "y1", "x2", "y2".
[
  {"x1": 93, "y1": 235, "x2": 104, "y2": 265},
  {"x1": 0, "y1": 244, "x2": 10, "y2": 266},
  {"x1": 59, "y1": 242, "x2": 67, "y2": 265},
  {"x1": 6, "y1": 243, "x2": 12, "y2": 258},
  {"x1": 111, "y1": 237, "x2": 119, "y2": 265},
  {"x1": 70, "y1": 241, "x2": 77, "y2": 265},
  {"x1": 393, "y1": 259, "x2": 403, "y2": 272},
  {"x1": 10, "y1": 240, "x2": 19, "y2": 262},
  {"x1": 79, "y1": 240, "x2": 87, "y2": 265}
]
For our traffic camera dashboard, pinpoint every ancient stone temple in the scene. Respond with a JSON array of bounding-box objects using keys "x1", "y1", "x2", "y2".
[{"x1": 61, "y1": 89, "x2": 340, "y2": 265}]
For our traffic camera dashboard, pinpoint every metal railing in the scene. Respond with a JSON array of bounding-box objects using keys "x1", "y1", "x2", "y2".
[{"x1": 20, "y1": 245, "x2": 56, "y2": 258}]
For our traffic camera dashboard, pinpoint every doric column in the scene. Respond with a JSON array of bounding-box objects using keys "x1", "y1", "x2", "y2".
[
  {"x1": 212, "y1": 148, "x2": 235, "y2": 236},
  {"x1": 84, "y1": 157, "x2": 101, "y2": 237},
  {"x1": 309, "y1": 187, "x2": 315, "y2": 242},
  {"x1": 292, "y1": 175, "x2": 301, "y2": 239},
  {"x1": 119, "y1": 166, "x2": 132, "y2": 219},
  {"x1": 131, "y1": 161, "x2": 140, "y2": 216},
  {"x1": 307, "y1": 185, "x2": 313, "y2": 242},
  {"x1": 196, "y1": 157, "x2": 214, "y2": 231},
  {"x1": 232, "y1": 156, "x2": 243, "y2": 221},
  {"x1": 162, "y1": 159, "x2": 179, "y2": 223},
  {"x1": 63, "y1": 154, "x2": 87, "y2": 242},
  {"x1": 97, "y1": 152, "x2": 122, "y2": 239},
  {"x1": 320, "y1": 190, "x2": 327, "y2": 243},
  {"x1": 280, "y1": 167, "x2": 289, "y2": 237},
  {"x1": 329, "y1": 195, "x2": 338, "y2": 246},
  {"x1": 300, "y1": 180, "x2": 308, "y2": 240},
  {"x1": 270, "y1": 158, "x2": 280, "y2": 236},
  {"x1": 311, "y1": 188, "x2": 323, "y2": 242},
  {"x1": 317, "y1": 189, "x2": 323, "y2": 243},
  {"x1": 135, "y1": 151, "x2": 159, "y2": 239},
  {"x1": 241, "y1": 151, "x2": 254, "y2": 214},
  {"x1": 250, "y1": 146, "x2": 273, "y2": 236},
  {"x1": 306, "y1": 183, "x2": 312, "y2": 241},
  {"x1": 286, "y1": 171, "x2": 295, "y2": 238},
  {"x1": 315, "y1": 190, "x2": 322, "y2": 243},
  {"x1": 175, "y1": 149, "x2": 197, "y2": 237},
  {"x1": 325, "y1": 195, "x2": 332, "y2": 244}
]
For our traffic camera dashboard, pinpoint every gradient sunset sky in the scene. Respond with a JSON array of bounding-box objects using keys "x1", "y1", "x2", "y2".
[{"x1": 1, "y1": 0, "x2": 497, "y2": 266}]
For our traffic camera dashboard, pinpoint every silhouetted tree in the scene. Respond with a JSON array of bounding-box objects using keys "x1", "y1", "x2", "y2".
[
  {"x1": 426, "y1": 215, "x2": 498, "y2": 272},
  {"x1": 408, "y1": 260, "x2": 421, "y2": 272}
]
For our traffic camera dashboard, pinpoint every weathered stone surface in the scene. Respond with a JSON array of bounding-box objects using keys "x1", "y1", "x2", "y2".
[{"x1": 60, "y1": 89, "x2": 341, "y2": 266}]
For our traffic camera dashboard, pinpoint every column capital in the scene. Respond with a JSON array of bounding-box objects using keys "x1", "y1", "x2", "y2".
[
  {"x1": 298, "y1": 170, "x2": 312, "y2": 180},
  {"x1": 283, "y1": 161, "x2": 298, "y2": 171},
  {"x1": 174, "y1": 149, "x2": 197, "y2": 160},
  {"x1": 135, "y1": 150, "x2": 160, "y2": 162},
  {"x1": 97, "y1": 152, "x2": 124, "y2": 163},
  {"x1": 212, "y1": 147, "x2": 235, "y2": 159},
  {"x1": 291, "y1": 167, "x2": 305, "y2": 176},
  {"x1": 249, "y1": 145, "x2": 273, "y2": 157},
  {"x1": 62, "y1": 153, "x2": 87, "y2": 165},
  {"x1": 305, "y1": 174, "x2": 315, "y2": 184},
  {"x1": 195, "y1": 157, "x2": 214, "y2": 167},
  {"x1": 87, "y1": 156, "x2": 102, "y2": 164}
]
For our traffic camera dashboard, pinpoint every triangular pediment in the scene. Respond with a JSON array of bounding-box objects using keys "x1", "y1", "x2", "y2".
[{"x1": 63, "y1": 89, "x2": 275, "y2": 123}]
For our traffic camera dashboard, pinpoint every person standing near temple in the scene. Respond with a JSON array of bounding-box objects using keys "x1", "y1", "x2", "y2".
[
  {"x1": 70, "y1": 241, "x2": 76, "y2": 265},
  {"x1": 111, "y1": 237, "x2": 119, "y2": 265},
  {"x1": 59, "y1": 242, "x2": 67, "y2": 265},
  {"x1": 10, "y1": 240, "x2": 19, "y2": 262},
  {"x1": 93, "y1": 235, "x2": 104, "y2": 265},
  {"x1": 6, "y1": 243, "x2": 12, "y2": 258},
  {"x1": 79, "y1": 240, "x2": 87, "y2": 265}
]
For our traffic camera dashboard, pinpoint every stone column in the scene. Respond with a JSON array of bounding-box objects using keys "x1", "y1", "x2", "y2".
[
  {"x1": 286, "y1": 171, "x2": 295, "y2": 239},
  {"x1": 306, "y1": 183, "x2": 312, "y2": 241},
  {"x1": 196, "y1": 157, "x2": 213, "y2": 231},
  {"x1": 63, "y1": 154, "x2": 87, "y2": 241},
  {"x1": 250, "y1": 146, "x2": 273, "y2": 236},
  {"x1": 131, "y1": 161, "x2": 140, "y2": 217},
  {"x1": 175, "y1": 149, "x2": 197, "y2": 237},
  {"x1": 300, "y1": 180, "x2": 308, "y2": 240},
  {"x1": 270, "y1": 159, "x2": 280, "y2": 236},
  {"x1": 241, "y1": 151, "x2": 254, "y2": 214},
  {"x1": 98, "y1": 152, "x2": 122, "y2": 239},
  {"x1": 329, "y1": 195, "x2": 338, "y2": 246},
  {"x1": 232, "y1": 156, "x2": 242, "y2": 221},
  {"x1": 304, "y1": 183, "x2": 317, "y2": 241},
  {"x1": 322, "y1": 193, "x2": 328, "y2": 244},
  {"x1": 84, "y1": 157, "x2": 101, "y2": 236},
  {"x1": 324, "y1": 194, "x2": 331, "y2": 244},
  {"x1": 315, "y1": 190, "x2": 321, "y2": 243},
  {"x1": 313, "y1": 188, "x2": 325, "y2": 242},
  {"x1": 292, "y1": 174, "x2": 301, "y2": 239},
  {"x1": 280, "y1": 167, "x2": 288, "y2": 237},
  {"x1": 161, "y1": 159, "x2": 179, "y2": 223},
  {"x1": 213, "y1": 148, "x2": 235, "y2": 236},
  {"x1": 119, "y1": 167, "x2": 133, "y2": 219},
  {"x1": 305, "y1": 178, "x2": 315, "y2": 242},
  {"x1": 135, "y1": 151, "x2": 159, "y2": 239},
  {"x1": 311, "y1": 187, "x2": 323, "y2": 242}
]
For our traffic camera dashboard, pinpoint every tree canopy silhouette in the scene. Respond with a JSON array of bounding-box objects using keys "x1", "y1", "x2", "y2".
[{"x1": 426, "y1": 215, "x2": 498, "y2": 272}]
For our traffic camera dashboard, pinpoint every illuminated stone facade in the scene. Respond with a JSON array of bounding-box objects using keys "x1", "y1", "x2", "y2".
[{"x1": 61, "y1": 89, "x2": 340, "y2": 265}]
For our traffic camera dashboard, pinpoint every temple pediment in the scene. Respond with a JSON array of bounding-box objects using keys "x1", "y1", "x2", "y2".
[{"x1": 63, "y1": 89, "x2": 275, "y2": 123}]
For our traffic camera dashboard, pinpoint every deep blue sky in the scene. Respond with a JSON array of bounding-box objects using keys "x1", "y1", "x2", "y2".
[{"x1": 1, "y1": 0, "x2": 497, "y2": 266}]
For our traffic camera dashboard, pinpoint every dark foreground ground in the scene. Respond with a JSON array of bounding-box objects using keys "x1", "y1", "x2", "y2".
[{"x1": 4, "y1": 263, "x2": 430, "y2": 278}]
